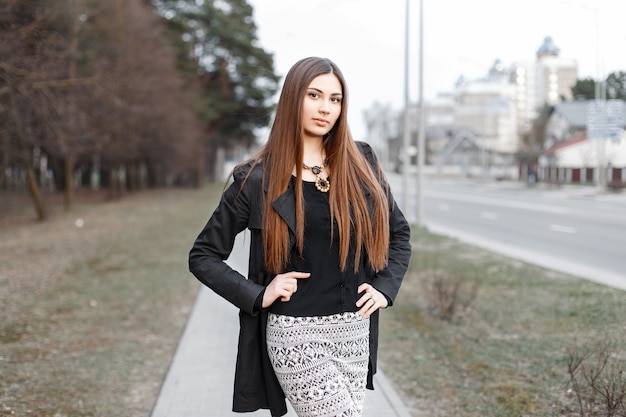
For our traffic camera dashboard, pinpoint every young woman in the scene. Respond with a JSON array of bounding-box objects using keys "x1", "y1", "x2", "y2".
[{"x1": 189, "y1": 57, "x2": 411, "y2": 417}]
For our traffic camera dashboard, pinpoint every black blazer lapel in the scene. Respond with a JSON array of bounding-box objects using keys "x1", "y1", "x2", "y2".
[{"x1": 271, "y1": 182, "x2": 297, "y2": 235}]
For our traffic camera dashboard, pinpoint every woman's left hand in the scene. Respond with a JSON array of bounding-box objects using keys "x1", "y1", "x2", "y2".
[{"x1": 356, "y1": 284, "x2": 388, "y2": 318}]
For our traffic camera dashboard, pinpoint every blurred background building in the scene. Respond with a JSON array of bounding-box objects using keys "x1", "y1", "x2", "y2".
[{"x1": 365, "y1": 36, "x2": 626, "y2": 188}]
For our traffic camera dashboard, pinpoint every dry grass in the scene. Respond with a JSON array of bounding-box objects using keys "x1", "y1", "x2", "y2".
[
  {"x1": 379, "y1": 227, "x2": 626, "y2": 417},
  {"x1": 0, "y1": 186, "x2": 220, "y2": 417},
  {"x1": 2, "y1": 187, "x2": 625, "y2": 417}
]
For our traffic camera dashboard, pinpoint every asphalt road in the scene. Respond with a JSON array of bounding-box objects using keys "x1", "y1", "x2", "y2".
[{"x1": 388, "y1": 174, "x2": 626, "y2": 291}]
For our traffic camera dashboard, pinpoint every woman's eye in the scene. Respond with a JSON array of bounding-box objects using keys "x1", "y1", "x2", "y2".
[{"x1": 309, "y1": 92, "x2": 319, "y2": 99}]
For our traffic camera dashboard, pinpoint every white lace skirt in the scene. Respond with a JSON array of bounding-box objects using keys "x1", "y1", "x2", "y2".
[{"x1": 266, "y1": 312, "x2": 370, "y2": 417}]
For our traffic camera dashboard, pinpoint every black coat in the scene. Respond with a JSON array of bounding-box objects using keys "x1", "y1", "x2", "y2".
[{"x1": 189, "y1": 141, "x2": 411, "y2": 416}]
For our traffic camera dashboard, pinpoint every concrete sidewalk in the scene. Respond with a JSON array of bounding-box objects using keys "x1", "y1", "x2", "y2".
[{"x1": 150, "y1": 232, "x2": 412, "y2": 417}]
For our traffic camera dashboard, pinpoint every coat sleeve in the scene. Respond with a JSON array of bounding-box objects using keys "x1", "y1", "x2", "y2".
[
  {"x1": 371, "y1": 192, "x2": 411, "y2": 306},
  {"x1": 188, "y1": 166, "x2": 265, "y2": 315},
  {"x1": 356, "y1": 141, "x2": 412, "y2": 305}
]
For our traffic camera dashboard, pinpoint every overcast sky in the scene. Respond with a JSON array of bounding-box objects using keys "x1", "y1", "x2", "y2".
[{"x1": 248, "y1": 0, "x2": 626, "y2": 140}]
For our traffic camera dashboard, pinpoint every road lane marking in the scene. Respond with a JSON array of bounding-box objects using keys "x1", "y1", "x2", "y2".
[
  {"x1": 549, "y1": 224, "x2": 577, "y2": 234},
  {"x1": 426, "y1": 221, "x2": 626, "y2": 291},
  {"x1": 424, "y1": 190, "x2": 570, "y2": 214},
  {"x1": 480, "y1": 211, "x2": 498, "y2": 220}
]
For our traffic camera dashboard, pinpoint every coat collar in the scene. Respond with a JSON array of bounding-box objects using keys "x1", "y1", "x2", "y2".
[
  {"x1": 269, "y1": 173, "x2": 373, "y2": 236},
  {"x1": 270, "y1": 177, "x2": 297, "y2": 234},
  {"x1": 255, "y1": 162, "x2": 296, "y2": 235}
]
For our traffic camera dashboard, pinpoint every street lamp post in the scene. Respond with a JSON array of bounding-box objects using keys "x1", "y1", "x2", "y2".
[
  {"x1": 403, "y1": 0, "x2": 425, "y2": 225},
  {"x1": 416, "y1": 0, "x2": 425, "y2": 227},
  {"x1": 402, "y1": 0, "x2": 411, "y2": 216}
]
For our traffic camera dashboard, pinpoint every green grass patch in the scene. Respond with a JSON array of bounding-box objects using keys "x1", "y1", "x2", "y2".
[{"x1": 380, "y1": 227, "x2": 626, "y2": 416}]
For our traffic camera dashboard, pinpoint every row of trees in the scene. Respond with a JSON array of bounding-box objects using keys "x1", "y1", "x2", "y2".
[
  {"x1": 570, "y1": 71, "x2": 626, "y2": 101},
  {"x1": 1, "y1": 0, "x2": 279, "y2": 219}
]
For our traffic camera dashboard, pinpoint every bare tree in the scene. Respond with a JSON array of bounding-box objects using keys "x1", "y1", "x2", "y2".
[{"x1": 1, "y1": 0, "x2": 205, "y2": 219}]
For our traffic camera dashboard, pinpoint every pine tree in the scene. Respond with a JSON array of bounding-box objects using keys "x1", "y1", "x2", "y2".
[{"x1": 154, "y1": 0, "x2": 280, "y2": 178}]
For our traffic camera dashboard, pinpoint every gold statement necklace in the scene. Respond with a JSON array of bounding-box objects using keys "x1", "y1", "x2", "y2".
[{"x1": 303, "y1": 159, "x2": 330, "y2": 192}]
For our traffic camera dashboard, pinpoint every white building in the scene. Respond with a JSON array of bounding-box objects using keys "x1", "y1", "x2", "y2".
[
  {"x1": 453, "y1": 60, "x2": 519, "y2": 154},
  {"x1": 539, "y1": 101, "x2": 626, "y2": 186},
  {"x1": 368, "y1": 36, "x2": 584, "y2": 180},
  {"x1": 512, "y1": 36, "x2": 578, "y2": 132}
]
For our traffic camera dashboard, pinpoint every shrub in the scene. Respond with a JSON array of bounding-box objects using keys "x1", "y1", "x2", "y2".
[
  {"x1": 420, "y1": 265, "x2": 478, "y2": 323},
  {"x1": 566, "y1": 338, "x2": 626, "y2": 416}
]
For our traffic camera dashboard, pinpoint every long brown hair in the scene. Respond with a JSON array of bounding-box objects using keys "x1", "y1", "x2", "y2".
[{"x1": 249, "y1": 57, "x2": 390, "y2": 273}]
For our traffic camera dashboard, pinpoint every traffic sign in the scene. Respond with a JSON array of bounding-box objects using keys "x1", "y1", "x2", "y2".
[{"x1": 587, "y1": 99, "x2": 625, "y2": 141}]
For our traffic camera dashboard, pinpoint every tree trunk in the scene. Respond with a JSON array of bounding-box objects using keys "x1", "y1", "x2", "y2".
[
  {"x1": 205, "y1": 144, "x2": 216, "y2": 182},
  {"x1": 64, "y1": 150, "x2": 74, "y2": 211},
  {"x1": 63, "y1": 0, "x2": 82, "y2": 211},
  {"x1": 127, "y1": 161, "x2": 138, "y2": 191},
  {"x1": 107, "y1": 165, "x2": 123, "y2": 199},
  {"x1": 194, "y1": 150, "x2": 205, "y2": 188},
  {"x1": 0, "y1": 128, "x2": 8, "y2": 190},
  {"x1": 11, "y1": 94, "x2": 46, "y2": 220},
  {"x1": 15, "y1": 135, "x2": 46, "y2": 220},
  {"x1": 25, "y1": 162, "x2": 46, "y2": 221}
]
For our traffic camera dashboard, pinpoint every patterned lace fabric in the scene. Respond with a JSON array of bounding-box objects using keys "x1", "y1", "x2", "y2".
[{"x1": 266, "y1": 312, "x2": 370, "y2": 417}]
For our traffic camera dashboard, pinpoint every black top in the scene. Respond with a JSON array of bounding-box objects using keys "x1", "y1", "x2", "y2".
[{"x1": 269, "y1": 179, "x2": 367, "y2": 317}]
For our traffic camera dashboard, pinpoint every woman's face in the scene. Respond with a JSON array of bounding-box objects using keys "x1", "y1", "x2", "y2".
[{"x1": 300, "y1": 73, "x2": 343, "y2": 140}]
